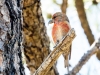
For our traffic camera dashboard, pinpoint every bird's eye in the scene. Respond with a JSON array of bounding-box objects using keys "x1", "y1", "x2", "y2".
[
  {"x1": 53, "y1": 16, "x2": 56, "y2": 19},
  {"x1": 48, "y1": 20, "x2": 54, "y2": 24}
]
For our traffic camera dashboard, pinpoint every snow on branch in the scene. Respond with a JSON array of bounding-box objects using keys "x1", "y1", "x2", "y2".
[
  {"x1": 68, "y1": 38, "x2": 100, "y2": 75},
  {"x1": 33, "y1": 28, "x2": 76, "y2": 75}
]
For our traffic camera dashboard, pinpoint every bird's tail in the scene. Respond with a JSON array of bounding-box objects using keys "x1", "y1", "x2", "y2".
[{"x1": 63, "y1": 45, "x2": 72, "y2": 73}]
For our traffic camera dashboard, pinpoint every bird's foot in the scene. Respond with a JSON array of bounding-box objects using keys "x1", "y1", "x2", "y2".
[{"x1": 53, "y1": 40, "x2": 59, "y2": 48}]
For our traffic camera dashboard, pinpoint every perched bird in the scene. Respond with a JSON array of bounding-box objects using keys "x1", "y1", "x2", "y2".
[{"x1": 48, "y1": 12, "x2": 71, "y2": 72}]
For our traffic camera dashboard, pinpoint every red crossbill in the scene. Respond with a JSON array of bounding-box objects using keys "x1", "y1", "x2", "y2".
[{"x1": 48, "y1": 12, "x2": 71, "y2": 72}]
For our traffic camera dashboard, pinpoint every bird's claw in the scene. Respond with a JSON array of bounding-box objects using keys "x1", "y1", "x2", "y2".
[{"x1": 53, "y1": 40, "x2": 59, "y2": 48}]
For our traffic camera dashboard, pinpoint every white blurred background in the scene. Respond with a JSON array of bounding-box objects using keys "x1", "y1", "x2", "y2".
[{"x1": 40, "y1": 0, "x2": 100, "y2": 75}]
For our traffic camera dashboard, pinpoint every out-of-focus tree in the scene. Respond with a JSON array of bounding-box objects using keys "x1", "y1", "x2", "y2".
[
  {"x1": 53, "y1": 0, "x2": 68, "y2": 13},
  {"x1": 92, "y1": 0, "x2": 98, "y2": 5},
  {"x1": 91, "y1": 0, "x2": 100, "y2": 60},
  {"x1": 75, "y1": 0, "x2": 95, "y2": 45},
  {"x1": 23, "y1": 0, "x2": 58, "y2": 75},
  {"x1": 61, "y1": 0, "x2": 68, "y2": 13},
  {"x1": 47, "y1": 0, "x2": 68, "y2": 19},
  {"x1": 75, "y1": 0, "x2": 100, "y2": 62}
]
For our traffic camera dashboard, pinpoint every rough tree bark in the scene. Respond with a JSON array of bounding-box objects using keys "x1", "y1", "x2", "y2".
[
  {"x1": 75, "y1": 0, "x2": 95, "y2": 45},
  {"x1": 23, "y1": 0, "x2": 58, "y2": 75},
  {"x1": 0, "y1": 0, "x2": 8, "y2": 70},
  {"x1": 0, "y1": 0, "x2": 25, "y2": 75},
  {"x1": 53, "y1": 0, "x2": 68, "y2": 14}
]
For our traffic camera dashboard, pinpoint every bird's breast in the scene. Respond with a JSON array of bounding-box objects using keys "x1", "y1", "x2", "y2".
[{"x1": 52, "y1": 21, "x2": 70, "y2": 44}]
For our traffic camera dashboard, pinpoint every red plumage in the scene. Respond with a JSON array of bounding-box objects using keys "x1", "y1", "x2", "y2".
[
  {"x1": 52, "y1": 21, "x2": 70, "y2": 44},
  {"x1": 49, "y1": 12, "x2": 72, "y2": 72}
]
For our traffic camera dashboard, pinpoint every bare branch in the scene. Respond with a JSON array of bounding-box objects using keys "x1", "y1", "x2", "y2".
[
  {"x1": 33, "y1": 28, "x2": 76, "y2": 75},
  {"x1": 68, "y1": 38, "x2": 100, "y2": 75}
]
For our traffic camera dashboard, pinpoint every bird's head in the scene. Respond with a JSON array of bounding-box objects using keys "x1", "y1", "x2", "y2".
[{"x1": 48, "y1": 12, "x2": 69, "y2": 25}]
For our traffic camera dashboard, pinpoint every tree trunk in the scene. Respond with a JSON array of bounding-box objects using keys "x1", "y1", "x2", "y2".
[
  {"x1": 61, "y1": 0, "x2": 68, "y2": 14},
  {"x1": 92, "y1": 0, "x2": 98, "y2": 5},
  {"x1": 23, "y1": 0, "x2": 58, "y2": 75},
  {"x1": 75, "y1": 0, "x2": 95, "y2": 45},
  {"x1": 0, "y1": 0, "x2": 25, "y2": 75}
]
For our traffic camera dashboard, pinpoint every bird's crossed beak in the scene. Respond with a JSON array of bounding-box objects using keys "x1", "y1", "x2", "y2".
[{"x1": 48, "y1": 19, "x2": 54, "y2": 24}]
